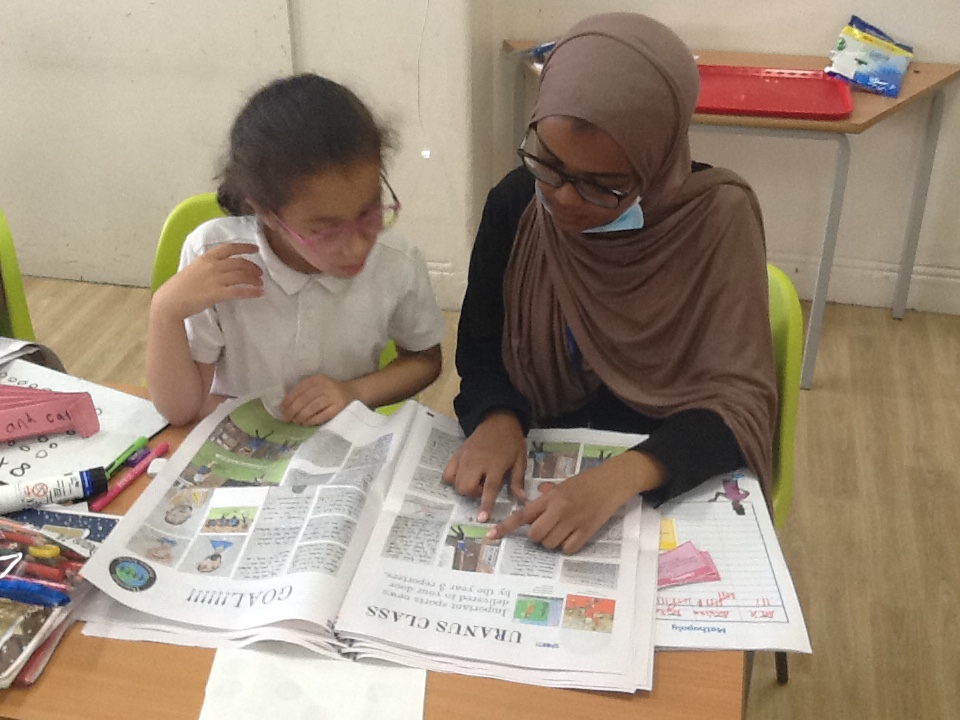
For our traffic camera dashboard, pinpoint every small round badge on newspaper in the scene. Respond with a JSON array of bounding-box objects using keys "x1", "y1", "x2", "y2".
[{"x1": 109, "y1": 557, "x2": 157, "y2": 592}]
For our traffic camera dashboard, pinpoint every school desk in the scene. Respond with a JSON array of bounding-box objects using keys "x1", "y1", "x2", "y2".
[
  {"x1": 505, "y1": 41, "x2": 960, "y2": 389},
  {"x1": 0, "y1": 385, "x2": 747, "y2": 720}
]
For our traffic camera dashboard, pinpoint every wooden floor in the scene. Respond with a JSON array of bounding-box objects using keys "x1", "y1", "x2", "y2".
[{"x1": 21, "y1": 275, "x2": 960, "y2": 720}]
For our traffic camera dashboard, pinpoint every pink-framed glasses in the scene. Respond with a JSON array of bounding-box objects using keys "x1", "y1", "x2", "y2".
[{"x1": 272, "y1": 175, "x2": 401, "y2": 248}]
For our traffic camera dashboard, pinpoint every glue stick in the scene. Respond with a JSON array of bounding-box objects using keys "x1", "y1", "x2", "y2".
[{"x1": 0, "y1": 468, "x2": 108, "y2": 514}]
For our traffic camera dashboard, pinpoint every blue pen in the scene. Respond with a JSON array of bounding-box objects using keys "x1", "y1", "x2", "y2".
[
  {"x1": 522, "y1": 40, "x2": 557, "y2": 60},
  {"x1": 0, "y1": 577, "x2": 71, "y2": 607}
]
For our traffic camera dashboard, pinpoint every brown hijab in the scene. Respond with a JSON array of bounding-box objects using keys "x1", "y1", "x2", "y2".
[{"x1": 501, "y1": 13, "x2": 778, "y2": 494}]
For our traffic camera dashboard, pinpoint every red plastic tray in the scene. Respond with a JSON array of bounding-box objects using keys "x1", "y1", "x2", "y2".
[{"x1": 696, "y1": 65, "x2": 853, "y2": 120}]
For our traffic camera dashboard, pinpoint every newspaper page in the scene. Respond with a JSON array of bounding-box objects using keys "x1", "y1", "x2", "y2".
[
  {"x1": 654, "y1": 473, "x2": 811, "y2": 652},
  {"x1": 82, "y1": 397, "x2": 418, "y2": 642},
  {"x1": 335, "y1": 409, "x2": 657, "y2": 692}
]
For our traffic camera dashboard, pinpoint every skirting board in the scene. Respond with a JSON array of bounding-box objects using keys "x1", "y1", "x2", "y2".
[
  {"x1": 431, "y1": 255, "x2": 960, "y2": 315},
  {"x1": 768, "y1": 253, "x2": 960, "y2": 316}
]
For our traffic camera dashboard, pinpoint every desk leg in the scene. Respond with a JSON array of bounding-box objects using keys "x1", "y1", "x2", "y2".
[
  {"x1": 800, "y1": 134, "x2": 850, "y2": 390},
  {"x1": 742, "y1": 650, "x2": 755, "y2": 718},
  {"x1": 693, "y1": 125, "x2": 850, "y2": 390},
  {"x1": 892, "y1": 90, "x2": 947, "y2": 319}
]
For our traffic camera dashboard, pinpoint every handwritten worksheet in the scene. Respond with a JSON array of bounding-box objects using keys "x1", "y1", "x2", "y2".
[
  {"x1": 655, "y1": 473, "x2": 812, "y2": 653},
  {"x1": 0, "y1": 359, "x2": 167, "y2": 483}
]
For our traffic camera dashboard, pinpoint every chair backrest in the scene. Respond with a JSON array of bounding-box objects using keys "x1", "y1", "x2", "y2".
[
  {"x1": 151, "y1": 193, "x2": 225, "y2": 292},
  {"x1": 766, "y1": 264, "x2": 803, "y2": 529},
  {"x1": 0, "y1": 208, "x2": 37, "y2": 341}
]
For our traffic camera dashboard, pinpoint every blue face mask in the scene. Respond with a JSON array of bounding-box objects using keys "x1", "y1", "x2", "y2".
[
  {"x1": 583, "y1": 199, "x2": 644, "y2": 234},
  {"x1": 536, "y1": 185, "x2": 644, "y2": 234}
]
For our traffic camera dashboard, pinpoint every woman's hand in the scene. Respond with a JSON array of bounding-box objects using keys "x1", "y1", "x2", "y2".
[
  {"x1": 442, "y1": 411, "x2": 528, "y2": 522},
  {"x1": 280, "y1": 375, "x2": 358, "y2": 426},
  {"x1": 153, "y1": 242, "x2": 263, "y2": 322},
  {"x1": 486, "y1": 451, "x2": 665, "y2": 554}
]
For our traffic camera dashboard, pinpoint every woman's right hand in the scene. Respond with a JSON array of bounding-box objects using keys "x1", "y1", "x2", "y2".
[
  {"x1": 153, "y1": 242, "x2": 263, "y2": 321},
  {"x1": 442, "y1": 411, "x2": 528, "y2": 522}
]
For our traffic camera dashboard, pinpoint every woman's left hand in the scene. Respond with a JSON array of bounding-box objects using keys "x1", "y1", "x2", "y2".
[
  {"x1": 486, "y1": 451, "x2": 665, "y2": 554},
  {"x1": 280, "y1": 375, "x2": 357, "y2": 425}
]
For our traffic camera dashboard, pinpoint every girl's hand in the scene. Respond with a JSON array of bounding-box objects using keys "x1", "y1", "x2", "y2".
[
  {"x1": 442, "y1": 411, "x2": 528, "y2": 522},
  {"x1": 280, "y1": 375, "x2": 358, "y2": 426},
  {"x1": 153, "y1": 243, "x2": 263, "y2": 321},
  {"x1": 486, "y1": 451, "x2": 665, "y2": 554}
]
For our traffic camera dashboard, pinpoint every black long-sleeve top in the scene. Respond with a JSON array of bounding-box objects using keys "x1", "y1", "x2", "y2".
[{"x1": 453, "y1": 166, "x2": 745, "y2": 504}]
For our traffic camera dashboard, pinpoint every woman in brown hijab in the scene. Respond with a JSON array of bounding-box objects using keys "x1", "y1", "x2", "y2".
[{"x1": 443, "y1": 13, "x2": 777, "y2": 553}]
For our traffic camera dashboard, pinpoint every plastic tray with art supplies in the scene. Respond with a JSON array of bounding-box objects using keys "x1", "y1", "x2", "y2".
[
  {"x1": 0, "y1": 512, "x2": 119, "y2": 687},
  {"x1": 696, "y1": 65, "x2": 854, "y2": 120}
]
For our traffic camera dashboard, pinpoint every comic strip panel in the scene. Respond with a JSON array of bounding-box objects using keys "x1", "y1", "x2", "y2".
[
  {"x1": 528, "y1": 441, "x2": 580, "y2": 480},
  {"x1": 181, "y1": 535, "x2": 242, "y2": 577},
  {"x1": 443, "y1": 524, "x2": 501, "y2": 574},
  {"x1": 143, "y1": 486, "x2": 212, "y2": 537},
  {"x1": 562, "y1": 594, "x2": 616, "y2": 633},
  {"x1": 513, "y1": 595, "x2": 564, "y2": 627},
  {"x1": 125, "y1": 524, "x2": 189, "y2": 568}
]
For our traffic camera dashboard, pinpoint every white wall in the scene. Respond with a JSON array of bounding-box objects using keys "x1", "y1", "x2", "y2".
[
  {"x1": 0, "y1": 1, "x2": 292, "y2": 286},
  {"x1": 487, "y1": 1, "x2": 960, "y2": 313},
  {"x1": 286, "y1": 0, "x2": 475, "y2": 308},
  {"x1": 2, "y1": 0, "x2": 959, "y2": 315}
]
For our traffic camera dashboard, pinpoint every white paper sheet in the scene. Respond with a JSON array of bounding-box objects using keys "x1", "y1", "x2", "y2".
[{"x1": 199, "y1": 644, "x2": 425, "y2": 720}]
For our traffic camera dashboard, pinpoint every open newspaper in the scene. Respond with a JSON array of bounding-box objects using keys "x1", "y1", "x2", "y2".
[{"x1": 81, "y1": 398, "x2": 660, "y2": 692}]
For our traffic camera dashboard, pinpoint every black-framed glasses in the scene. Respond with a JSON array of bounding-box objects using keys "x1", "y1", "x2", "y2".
[{"x1": 517, "y1": 131, "x2": 637, "y2": 209}]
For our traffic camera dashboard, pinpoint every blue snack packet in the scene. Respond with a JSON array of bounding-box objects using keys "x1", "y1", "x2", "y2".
[{"x1": 826, "y1": 15, "x2": 913, "y2": 98}]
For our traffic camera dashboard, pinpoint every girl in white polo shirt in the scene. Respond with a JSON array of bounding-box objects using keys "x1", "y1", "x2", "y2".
[{"x1": 147, "y1": 74, "x2": 445, "y2": 427}]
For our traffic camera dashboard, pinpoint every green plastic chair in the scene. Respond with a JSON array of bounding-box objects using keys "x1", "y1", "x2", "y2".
[
  {"x1": 766, "y1": 263, "x2": 802, "y2": 531},
  {"x1": 152, "y1": 193, "x2": 402, "y2": 412},
  {"x1": 765, "y1": 263, "x2": 803, "y2": 687},
  {"x1": 152, "y1": 193, "x2": 225, "y2": 292},
  {"x1": 0, "y1": 208, "x2": 37, "y2": 342}
]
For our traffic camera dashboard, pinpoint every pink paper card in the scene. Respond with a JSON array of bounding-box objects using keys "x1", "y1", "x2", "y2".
[
  {"x1": 0, "y1": 387, "x2": 100, "y2": 441},
  {"x1": 0, "y1": 387, "x2": 93, "y2": 409},
  {"x1": 658, "y1": 541, "x2": 721, "y2": 589}
]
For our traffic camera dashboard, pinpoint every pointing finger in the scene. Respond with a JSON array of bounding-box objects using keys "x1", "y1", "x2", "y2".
[
  {"x1": 486, "y1": 496, "x2": 545, "y2": 541},
  {"x1": 477, "y1": 471, "x2": 505, "y2": 523}
]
